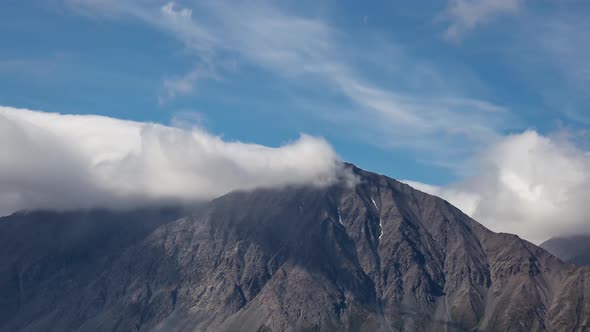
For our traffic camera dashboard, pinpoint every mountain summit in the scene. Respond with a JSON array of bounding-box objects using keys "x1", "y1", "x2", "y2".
[{"x1": 1, "y1": 165, "x2": 589, "y2": 331}]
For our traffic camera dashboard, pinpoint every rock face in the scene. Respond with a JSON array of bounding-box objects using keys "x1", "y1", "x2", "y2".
[
  {"x1": 541, "y1": 235, "x2": 590, "y2": 266},
  {"x1": 2, "y1": 165, "x2": 590, "y2": 331},
  {"x1": 0, "y1": 207, "x2": 187, "y2": 331}
]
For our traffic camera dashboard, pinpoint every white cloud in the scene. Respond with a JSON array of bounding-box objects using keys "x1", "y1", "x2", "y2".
[
  {"x1": 441, "y1": 0, "x2": 525, "y2": 41},
  {"x1": 0, "y1": 106, "x2": 351, "y2": 216},
  {"x1": 404, "y1": 130, "x2": 590, "y2": 244}
]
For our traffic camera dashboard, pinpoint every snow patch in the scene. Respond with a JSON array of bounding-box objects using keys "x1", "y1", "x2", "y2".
[
  {"x1": 371, "y1": 197, "x2": 378, "y2": 210},
  {"x1": 371, "y1": 197, "x2": 383, "y2": 240},
  {"x1": 337, "y1": 208, "x2": 343, "y2": 225}
]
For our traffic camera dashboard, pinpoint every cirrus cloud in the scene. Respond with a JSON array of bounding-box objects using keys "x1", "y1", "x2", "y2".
[
  {"x1": 65, "y1": 0, "x2": 511, "y2": 167},
  {"x1": 440, "y1": 0, "x2": 525, "y2": 41}
]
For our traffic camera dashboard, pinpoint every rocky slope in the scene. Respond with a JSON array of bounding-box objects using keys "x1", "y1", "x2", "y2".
[
  {"x1": 541, "y1": 235, "x2": 590, "y2": 266},
  {"x1": 0, "y1": 207, "x2": 186, "y2": 331},
  {"x1": 1, "y1": 165, "x2": 589, "y2": 331}
]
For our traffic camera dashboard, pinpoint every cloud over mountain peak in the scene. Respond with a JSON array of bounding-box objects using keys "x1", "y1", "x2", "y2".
[{"x1": 0, "y1": 106, "x2": 349, "y2": 215}]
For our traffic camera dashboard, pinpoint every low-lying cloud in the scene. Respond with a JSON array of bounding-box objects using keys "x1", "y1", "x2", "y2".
[
  {"x1": 405, "y1": 130, "x2": 590, "y2": 244},
  {"x1": 0, "y1": 106, "x2": 349, "y2": 216}
]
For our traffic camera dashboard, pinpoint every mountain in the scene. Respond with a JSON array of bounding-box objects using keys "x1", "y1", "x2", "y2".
[
  {"x1": 541, "y1": 235, "x2": 590, "y2": 266},
  {"x1": 1, "y1": 165, "x2": 590, "y2": 331}
]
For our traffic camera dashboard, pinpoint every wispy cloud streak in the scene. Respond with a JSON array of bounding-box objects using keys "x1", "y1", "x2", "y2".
[
  {"x1": 440, "y1": 0, "x2": 525, "y2": 41},
  {"x1": 68, "y1": 0, "x2": 510, "y2": 165}
]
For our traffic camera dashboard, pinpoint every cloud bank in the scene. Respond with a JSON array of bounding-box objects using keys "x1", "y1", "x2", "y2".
[
  {"x1": 0, "y1": 106, "x2": 349, "y2": 216},
  {"x1": 405, "y1": 130, "x2": 590, "y2": 244}
]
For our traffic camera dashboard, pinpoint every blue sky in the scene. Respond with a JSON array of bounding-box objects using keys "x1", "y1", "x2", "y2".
[{"x1": 2, "y1": 0, "x2": 589, "y2": 186}]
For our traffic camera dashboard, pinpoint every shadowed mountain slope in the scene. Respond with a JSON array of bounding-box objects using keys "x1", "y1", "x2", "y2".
[{"x1": 541, "y1": 235, "x2": 590, "y2": 266}]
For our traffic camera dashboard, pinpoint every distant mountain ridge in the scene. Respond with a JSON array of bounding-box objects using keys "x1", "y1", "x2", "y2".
[
  {"x1": 541, "y1": 235, "x2": 590, "y2": 266},
  {"x1": 1, "y1": 165, "x2": 589, "y2": 331}
]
